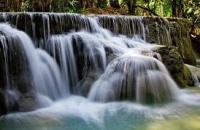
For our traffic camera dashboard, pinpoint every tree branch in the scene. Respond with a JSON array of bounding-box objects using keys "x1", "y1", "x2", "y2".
[{"x1": 133, "y1": 5, "x2": 160, "y2": 16}]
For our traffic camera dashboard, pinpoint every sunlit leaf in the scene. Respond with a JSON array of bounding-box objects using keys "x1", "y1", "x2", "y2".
[
  {"x1": 194, "y1": 10, "x2": 200, "y2": 15},
  {"x1": 187, "y1": 8, "x2": 193, "y2": 13}
]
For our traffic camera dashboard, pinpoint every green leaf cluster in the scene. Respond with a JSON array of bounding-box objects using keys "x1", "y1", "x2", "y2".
[{"x1": 1, "y1": 0, "x2": 200, "y2": 20}]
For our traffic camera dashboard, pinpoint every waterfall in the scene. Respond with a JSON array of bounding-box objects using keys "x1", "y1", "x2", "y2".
[
  {"x1": 0, "y1": 13, "x2": 155, "y2": 46},
  {"x1": 0, "y1": 12, "x2": 194, "y2": 66},
  {"x1": 0, "y1": 13, "x2": 200, "y2": 130},
  {"x1": 185, "y1": 64, "x2": 200, "y2": 87},
  {"x1": 88, "y1": 55, "x2": 179, "y2": 104},
  {"x1": 0, "y1": 34, "x2": 19, "y2": 112},
  {"x1": 47, "y1": 35, "x2": 78, "y2": 93},
  {"x1": 0, "y1": 23, "x2": 69, "y2": 108},
  {"x1": 0, "y1": 13, "x2": 189, "y2": 114}
]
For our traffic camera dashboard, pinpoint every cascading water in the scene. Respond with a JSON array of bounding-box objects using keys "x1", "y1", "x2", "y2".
[
  {"x1": 0, "y1": 23, "x2": 69, "y2": 108},
  {"x1": 0, "y1": 34, "x2": 19, "y2": 113},
  {"x1": 88, "y1": 55, "x2": 179, "y2": 104},
  {"x1": 47, "y1": 35, "x2": 78, "y2": 93},
  {"x1": 0, "y1": 13, "x2": 199, "y2": 130},
  {"x1": 185, "y1": 64, "x2": 200, "y2": 87}
]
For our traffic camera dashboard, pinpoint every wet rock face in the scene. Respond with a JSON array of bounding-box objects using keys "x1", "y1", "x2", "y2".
[
  {"x1": 0, "y1": 38, "x2": 6, "y2": 89},
  {"x1": 0, "y1": 89, "x2": 7, "y2": 115},
  {"x1": 168, "y1": 19, "x2": 196, "y2": 65},
  {"x1": 0, "y1": 13, "x2": 196, "y2": 66},
  {"x1": 18, "y1": 92, "x2": 36, "y2": 112},
  {"x1": 156, "y1": 45, "x2": 193, "y2": 87},
  {"x1": 0, "y1": 89, "x2": 20, "y2": 115},
  {"x1": 191, "y1": 35, "x2": 200, "y2": 58},
  {"x1": 145, "y1": 17, "x2": 171, "y2": 45},
  {"x1": 98, "y1": 16, "x2": 196, "y2": 65},
  {"x1": 0, "y1": 13, "x2": 195, "y2": 56}
]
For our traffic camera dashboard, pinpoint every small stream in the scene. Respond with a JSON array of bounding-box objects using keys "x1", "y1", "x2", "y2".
[{"x1": 0, "y1": 89, "x2": 200, "y2": 130}]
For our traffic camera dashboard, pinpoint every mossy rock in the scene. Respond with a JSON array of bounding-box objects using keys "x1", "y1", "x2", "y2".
[
  {"x1": 169, "y1": 21, "x2": 196, "y2": 65},
  {"x1": 183, "y1": 65, "x2": 194, "y2": 86},
  {"x1": 156, "y1": 45, "x2": 193, "y2": 88}
]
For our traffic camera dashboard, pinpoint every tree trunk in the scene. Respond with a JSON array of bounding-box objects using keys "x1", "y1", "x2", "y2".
[
  {"x1": 177, "y1": 0, "x2": 183, "y2": 17},
  {"x1": 80, "y1": 0, "x2": 86, "y2": 9},
  {"x1": 13, "y1": 0, "x2": 20, "y2": 11},
  {"x1": 85, "y1": 0, "x2": 97, "y2": 8},
  {"x1": 126, "y1": 0, "x2": 137, "y2": 15},
  {"x1": 109, "y1": 0, "x2": 120, "y2": 9},
  {"x1": 50, "y1": 0, "x2": 59, "y2": 11},
  {"x1": 171, "y1": 0, "x2": 177, "y2": 17},
  {"x1": 98, "y1": 0, "x2": 108, "y2": 8}
]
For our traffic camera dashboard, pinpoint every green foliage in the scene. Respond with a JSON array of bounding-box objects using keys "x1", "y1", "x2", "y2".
[
  {"x1": 99, "y1": 3, "x2": 108, "y2": 9},
  {"x1": 1, "y1": 0, "x2": 200, "y2": 21},
  {"x1": 184, "y1": 0, "x2": 200, "y2": 19},
  {"x1": 56, "y1": 0, "x2": 79, "y2": 12},
  {"x1": 21, "y1": 1, "x2": 30, "y2": 11}
]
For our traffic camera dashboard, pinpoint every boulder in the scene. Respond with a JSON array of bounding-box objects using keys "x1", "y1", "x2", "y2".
[{"x1": 156, "y1": 45, "x2": 193, "y2": 88}]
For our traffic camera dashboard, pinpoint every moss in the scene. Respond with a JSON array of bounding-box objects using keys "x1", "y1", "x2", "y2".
[
  {"x1": 183, "y1": 65, "x2": 194, "y2": 86},
  {"x1": 169, "y1": 20, "x2": 196, "y2": 65},
  {"x1": 156, "y1": 45, "x2": 187, "y2": 88},
  {"x1": 176, "y1": 74, "x2": 187, "y2": 88}
]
